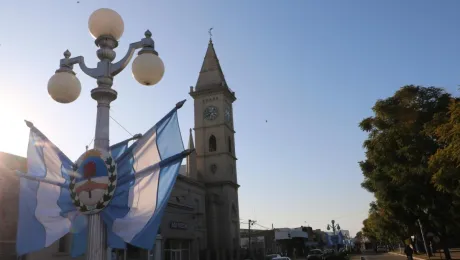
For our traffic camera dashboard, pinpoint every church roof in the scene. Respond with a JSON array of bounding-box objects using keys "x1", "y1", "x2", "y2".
[{"x1": 195, "y1": 39, "x2": 228, "y2": 91}]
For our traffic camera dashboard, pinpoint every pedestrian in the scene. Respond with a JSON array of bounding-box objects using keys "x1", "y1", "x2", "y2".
[{"x1": 404, "y1": 244, "x2": 414, "y2": 260}]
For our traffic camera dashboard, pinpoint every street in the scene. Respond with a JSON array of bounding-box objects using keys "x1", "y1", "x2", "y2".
[{"x1": 353, "y1": 253, "x2": 408, "y2": 260}]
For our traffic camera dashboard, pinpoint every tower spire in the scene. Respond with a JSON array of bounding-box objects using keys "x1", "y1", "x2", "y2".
[{"x1": 195, "y1": 31, "x2": 228, "y2": 91}]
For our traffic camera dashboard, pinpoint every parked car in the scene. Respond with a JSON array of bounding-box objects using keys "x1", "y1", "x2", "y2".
[
  {"x1": 376, "y1": 246, "x2": 388, "y2": 253},
  {"x1": 266, "y1": 254, "x2": 282, "y2": 260},
  {"x1": 307, "y1": 249, "x2": 324, "y2": 260},
  {"x1": 273, "y1": 257, "x2": 291, "y2": 260},
  {"x1": 322, "y1": 249, "x2": 335, "y2": 259}
]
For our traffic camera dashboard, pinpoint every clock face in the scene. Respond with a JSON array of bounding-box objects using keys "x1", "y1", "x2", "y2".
[
  {"x1": 204, "y1": 106, "x2": 219, "y2": 121},
  {"x1": 225, "y1": 107, "x2": 232, "y2": 122}
]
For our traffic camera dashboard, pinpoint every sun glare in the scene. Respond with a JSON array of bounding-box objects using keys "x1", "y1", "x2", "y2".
[{"x1": 0, "y1": 95, "x2": 28, "y2": 157}]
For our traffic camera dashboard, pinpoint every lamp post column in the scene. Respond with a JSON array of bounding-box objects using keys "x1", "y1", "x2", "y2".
[
  {"x1": 87, "y1": 31, "x2": 119, "y2": 260},
  {"x1": 48, "y1": 8, "x2": 165, "y2": 260}
]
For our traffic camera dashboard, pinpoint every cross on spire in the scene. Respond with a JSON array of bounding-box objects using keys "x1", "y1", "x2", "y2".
[{"x1": 208, "y1": 27, "x2": 213, "y2": 41}]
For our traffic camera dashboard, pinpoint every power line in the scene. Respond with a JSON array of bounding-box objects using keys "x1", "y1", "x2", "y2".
[{"x1": 254, "y1": 223, "x2": 271, "y2": 230}]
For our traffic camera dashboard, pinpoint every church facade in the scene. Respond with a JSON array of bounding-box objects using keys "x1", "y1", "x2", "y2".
[{"x1": 0, "y1": 39, "x2": 241, "y2": 260}]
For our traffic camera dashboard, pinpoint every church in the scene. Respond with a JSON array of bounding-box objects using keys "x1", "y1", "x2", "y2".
[
  {"x1": 0, "y1": 38, "x2": 241, "y2": 260},
  {"x1": 156, "y1": 38, "x2": 241, "y2": 260}
]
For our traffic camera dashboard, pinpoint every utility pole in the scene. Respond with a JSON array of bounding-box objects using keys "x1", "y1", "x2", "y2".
[
  {"x1": 272, "y1": 223, "x2": 275, "y2": 254},
  {"x1": 248, "y1": 219, "x2": 256, "y2": 256},
  {"x1": 418, "y1": 219, "x2": 431, "y2": 258}
]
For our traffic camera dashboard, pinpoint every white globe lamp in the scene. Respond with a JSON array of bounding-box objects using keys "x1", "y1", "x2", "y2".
[
  {"x1": 132, "y1": 53, "x2": 165, "y2": 86},
  {"x1": 88, "y1": 8, "x2": 124, "y2": 40},
  {"x1": 48, "y1": 72, "x2": 81, "y2": 104}
]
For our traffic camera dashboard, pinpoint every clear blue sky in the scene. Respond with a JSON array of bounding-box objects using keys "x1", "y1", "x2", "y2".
[{"x1": 1, "y1": 0, "x2": 460, "y2": 236}]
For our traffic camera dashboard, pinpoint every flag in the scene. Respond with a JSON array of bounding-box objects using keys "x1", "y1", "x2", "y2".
[
  {"x1": 16, "y1": 126, "x2": 76, "y2": 256},
  {"x1": 71, "y1": 103, "x2": 188, "y2": 256},
  {"x1": 325, "y1": 233, "x2": 333, "y2": 247},
  {"x1": 16, "y1": 101, "x2": 188, "y2": 257},
  {"x1": 69, "y1": 137, "x2": 135, "y2": 257},
  {"x1": 338, "y1": 231, "x2": 344, "y2": 245},
  {"x1": 103, "y1": 106, "x2": 185, "y2": 249}
]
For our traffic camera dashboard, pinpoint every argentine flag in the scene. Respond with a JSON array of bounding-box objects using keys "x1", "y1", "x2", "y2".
[
  {"x1": 102, "y1": 104, "x2": 185, "y2": 249},
  {"x1": 338, "y1": 231, "x2": 344, "y2": 245},
  {"x1": 16, "y1": 101, "x2": 189, "y2": 257},
  {"x1": 16, "y1": 125, "x2": 76, "y2": 256}
]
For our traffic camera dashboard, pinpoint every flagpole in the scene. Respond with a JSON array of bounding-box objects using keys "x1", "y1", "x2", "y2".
[{"x1": 47, "y1": 8, "x2": 165, "y2": 260}]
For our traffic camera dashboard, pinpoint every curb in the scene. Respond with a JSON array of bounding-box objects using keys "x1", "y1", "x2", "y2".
[{"x1": 389, "y1": 251, "x2": 425, "y2": 260}]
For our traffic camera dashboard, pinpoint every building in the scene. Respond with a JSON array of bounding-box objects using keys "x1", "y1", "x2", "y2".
[
  {"x1": 274, "y1": 228, "x2": 309, "y2": 257},
  {"x1": 240, "y1": 229, "x2": 277, "y2": 255},
  {"x1": 0, "y1": 38, "x2": 240, "y2": 260},
  {"x1": 0, "y1": 153, "x2": 25, "y2": 260},
  {"x1": 239, "y1": 227, "x2": 311, "y2": 258}
]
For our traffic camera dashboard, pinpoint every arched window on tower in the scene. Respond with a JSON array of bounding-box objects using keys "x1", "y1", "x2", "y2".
[
  {"x1": 228, "y1": 137, "x2": 232, "y2": 153},
  {"x1": 209, "y1": 135, "x2": 217, "y2": 152}
]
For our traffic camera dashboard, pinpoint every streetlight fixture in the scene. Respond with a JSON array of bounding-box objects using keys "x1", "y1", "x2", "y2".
[
  {"x1": 48, "y1": 8, "x2": 164, "y2": 260},
  {"x1": 327, "y1": 220, "x2": 341, "y2": 251},
  {"x1": 327, "y1": 220, "x2": 340, "y2": 235}
]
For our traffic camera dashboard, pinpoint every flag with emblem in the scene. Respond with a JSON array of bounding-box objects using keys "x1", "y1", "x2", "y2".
[
  {"x1": 101, "y1": 102, "x2": 186, "y2": 249},
  {"x1": 70, "y1": 101, "x2": 190, "y2": 256},
  {"x1": 16, "y1": 100, "x2": 190, "y2": 257}
]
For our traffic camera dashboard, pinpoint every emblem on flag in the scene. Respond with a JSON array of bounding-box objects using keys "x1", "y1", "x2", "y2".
[{"x1": 69, "y1": 148, "x2": 117, "y2": 214}]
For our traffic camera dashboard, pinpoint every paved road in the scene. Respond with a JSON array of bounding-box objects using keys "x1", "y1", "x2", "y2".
[{"x1": 356, "y1": 253, "x2": 407, "y2": 260}]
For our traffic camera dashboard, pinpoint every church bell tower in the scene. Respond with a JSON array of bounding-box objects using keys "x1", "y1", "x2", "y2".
[{"x1": 189, "y1": 38, "x2": 240, "y2": 259}]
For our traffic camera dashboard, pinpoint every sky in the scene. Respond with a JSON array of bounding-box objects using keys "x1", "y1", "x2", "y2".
[{"x1": 1, "y1": 0, "x2": 460, "y2": 236}]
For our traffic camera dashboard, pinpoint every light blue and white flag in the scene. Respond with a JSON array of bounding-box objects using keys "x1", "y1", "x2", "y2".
[
  {"x1": 16, "y1": 125, "x2": 76, "y2": 256},
  {"x1": 102, "y1": 105, "x2": 186, "y2": 249},
  {"x1": 17, "y1": 101, "x2": 188, "y2": 257},
  {"x1": 338, "y1": 231, "x2": 344, "y2": 245},
  {"x1": 326, "y1": 233, "x2": 333, "y2": 247},
  {"x1": 71, "y1": 102, "x2": 188, "y2": 256}
]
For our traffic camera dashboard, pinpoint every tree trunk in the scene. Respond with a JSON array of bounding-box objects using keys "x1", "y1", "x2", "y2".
[{"x1": 440, "y1": 234, "x2": 451, "y2": 260}]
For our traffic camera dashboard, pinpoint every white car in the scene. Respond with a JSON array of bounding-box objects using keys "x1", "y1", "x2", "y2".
[{"x1": 273, "y1": 257, "x2": 291, "y2": 260}]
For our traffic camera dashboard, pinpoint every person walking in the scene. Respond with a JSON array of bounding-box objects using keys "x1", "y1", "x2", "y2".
[{"x1": 404, "y1": 244, "x2": 414, "y2": 260}]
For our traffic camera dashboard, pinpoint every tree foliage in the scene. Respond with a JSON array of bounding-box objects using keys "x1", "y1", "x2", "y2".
[
  {"x1": 430, "y1": 99, "x2": 460, "y2": 196},
  {"x1": 358, "y1": 85, "x2": 458, "y2": 258},
  {"x1": 361, "y1": 201, "x2": 415, "y2": 243}
]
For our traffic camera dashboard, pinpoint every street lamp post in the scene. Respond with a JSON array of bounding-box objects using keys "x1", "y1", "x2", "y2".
[
  {"x1": 327, "y1": 220, "x2": 341, "y2": 250},
  {"x1": 326, "y1": 220, "x2": 340, "y2": 235},
  {"x1": 47, "y1": 8, "x2": 165, "y2": 260}
]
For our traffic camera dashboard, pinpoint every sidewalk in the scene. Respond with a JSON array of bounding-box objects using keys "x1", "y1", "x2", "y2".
[{"x1": 389, "y1": 250, "x2": 460, "y2": 260}]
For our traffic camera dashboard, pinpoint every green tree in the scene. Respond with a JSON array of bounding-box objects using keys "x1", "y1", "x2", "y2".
[
  {"x1": 359, "y1": 85, "x2": 454, "y2": 259},
  {"x1": 428, "y1": 98, "x2": 460, "y2": 245},
  {"x1": 355, "y1": 231, "x2": 363, "y2": 242},
  {"x1": 354, "y1": 231, "x2": 363, "y2": 250},
  {"x1": 362, "y1": 201, "x2": 413, "y2": 244},
  {"x1": 430, "y1": 98, "x2": 460, "y2": 196}
]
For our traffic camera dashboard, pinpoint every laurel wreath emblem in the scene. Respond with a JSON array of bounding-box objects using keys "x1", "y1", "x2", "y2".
[{"x1": 69, "y1": 149, "x2": 117, "y2": 215}]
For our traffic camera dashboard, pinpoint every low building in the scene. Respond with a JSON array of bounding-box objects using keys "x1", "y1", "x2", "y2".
[
  {"x1": 240, "y1": 229, "x2": 277, "y2": 255},
  {"x1": 274, "y1": 228, "x2": 308, "y2": 257},
  {"x1": 0, "y1": 152, "x2": 25, "y2": 260}
]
